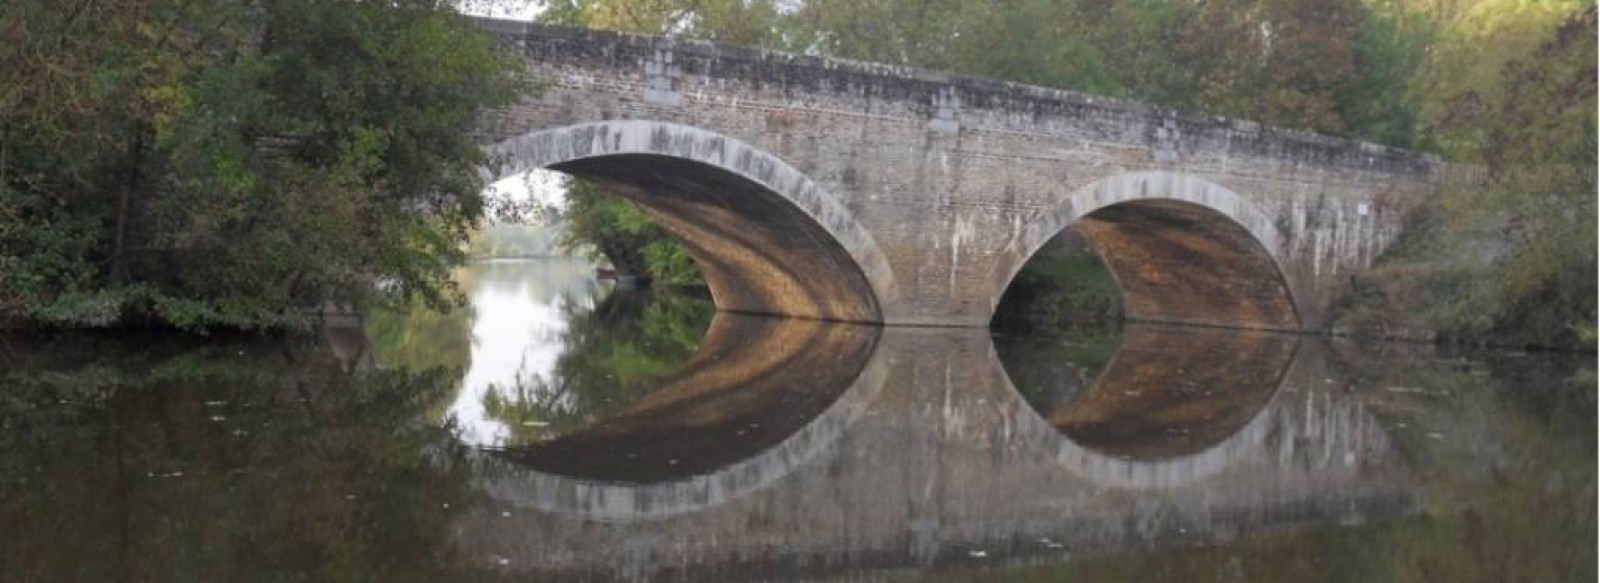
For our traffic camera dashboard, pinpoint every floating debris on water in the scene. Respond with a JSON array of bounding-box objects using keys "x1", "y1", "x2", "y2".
[{"x1": 1384, "y1": 386, "x2": 1425, "y2": 393}]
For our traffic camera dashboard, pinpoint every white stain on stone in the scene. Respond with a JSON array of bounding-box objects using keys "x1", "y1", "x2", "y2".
[{"x1": 950, "y1": 212, "x2": 978, "y2": 296}]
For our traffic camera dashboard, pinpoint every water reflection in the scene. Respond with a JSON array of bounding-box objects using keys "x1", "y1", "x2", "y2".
[
  {"x1": 0, "y1": 332, "x2": 472, "y2": 582},
  {"x1": 448, "y1": 258, "x2": 601, "y2": 446},
  {"x1": 367, "y1": 258, "x2": 714, "y2": 448},
  {"x1": 1026, "y1": 325, "x2": 1297, "y2": 458},
  {"x1": 491, "y1": 313, "x2": 880, "y2": 483},
  {"x1": 453, "y1": 322, "x2": 1415, "y2": 580},
  {"x1": 491, "y1": 289, "x2": 714, "y2": 444},
  {"x1": 1, "y1": 261, "x2": 1592, "y2": 582},
  {"x1": 467, "y1": 314, "x2": 890, "y2": 522}
]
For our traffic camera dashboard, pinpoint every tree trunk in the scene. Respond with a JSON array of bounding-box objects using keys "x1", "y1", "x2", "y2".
[{"x1": 109, "y1": 131, "x2": 144, "y2": 285}]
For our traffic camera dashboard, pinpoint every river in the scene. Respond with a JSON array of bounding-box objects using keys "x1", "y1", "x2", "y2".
[{"x1": 2, "y1": 258, "x2": 1593, "y2": 582}]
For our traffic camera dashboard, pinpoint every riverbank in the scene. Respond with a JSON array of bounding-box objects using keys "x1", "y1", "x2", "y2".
[{"x1": 1325, "y1": 183, "x2": 1595, "y2": 353}]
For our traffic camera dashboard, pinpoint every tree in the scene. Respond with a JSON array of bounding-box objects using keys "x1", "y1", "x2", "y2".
[
  {"x1": 539, "y1": 0, "x2": 783, "y2": 45},
  {"x1": 555, "y1": 177, "x2": 701, "y2": 283},
  {"x1": 1408, "y1": 0, "x2": 1590, "y2": 157},
  {"x1": 1339, "y1": 0, "x2": 1434, "y2": 147},
  {"x1": 1431, "y1": 5, "x2": 1596, "y2": 344},
  {"x1": 0, "y1": 0, "x2": 523, "y2": 329},
  {"x1": 1337, "y1": 2, "x2": 1597, "y2": 348}
]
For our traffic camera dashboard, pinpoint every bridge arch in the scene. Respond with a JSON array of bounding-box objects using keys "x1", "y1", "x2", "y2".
[
  {"x1": 986, "y1": 171, "x2": 1302, "y2": 331},
  {"x1": 486, "y1": 120, "x2": 898, "y2": 323}
]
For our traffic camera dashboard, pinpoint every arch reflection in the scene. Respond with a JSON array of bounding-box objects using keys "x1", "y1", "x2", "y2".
[
  {"x1": 455, "y1": 326, "x2": 1414, "y2": 581},
  {"x1": 466, "y1": 312, "x2": 887, "y2": 521},
  {"x1": 1033, "y1": 324, "x2": 1297, "y2": 458},
  {"x1": 999, "y1": 323, "x2": 1302, "y2": 489}
]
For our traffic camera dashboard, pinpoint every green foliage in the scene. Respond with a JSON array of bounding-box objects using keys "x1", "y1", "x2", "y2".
[
  {"x1": 556, "y1": 176, "x2": 703, "y2": 284},
  {"x1": 641, "y1": 236, "x2": 702, "y2": 283},
  {"x1": 992, "y1": 231, "x2": 1124, "y2": 333},
  {"x1": 479, "y1": 288, "x2": 714, "y2": 445},
  {"x1": 1338, "y1": 5, "x2": 1596, "y2": 349},
  {"x1": 1342, "y1": 0, "x2": 1436, "y2": 147},
  {"x1": 540, "y1": 0, "x2": 784, "y2": 45},
  {"x1": 993, "y1": 320, "x2": 1124, "y2": 415},
  {"x1": 466, "y1": 223, "x2": 570, "y2": 258},
  {"x1": 364, "y1": 287, "x2": 474, "y2": 373},
  {"x1": 1408, "y1": 0, "x2": 1591, "y2": 158},
  {"x1": 0, "y1": 0, "x2": 524, "y2": 329}
]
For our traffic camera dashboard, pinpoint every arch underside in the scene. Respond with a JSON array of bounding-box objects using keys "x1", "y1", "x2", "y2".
[
  {"x1": 552, "y1": 154, "x2": 880, "y2": 323},
  {"x1": 1073, "y1": 199, "x2": 1299, "y2": 331}
]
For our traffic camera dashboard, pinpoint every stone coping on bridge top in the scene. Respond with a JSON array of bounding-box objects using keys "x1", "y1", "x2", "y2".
[{"x1": 471, "y1": 16, "x2": 1439, "y2": 177}]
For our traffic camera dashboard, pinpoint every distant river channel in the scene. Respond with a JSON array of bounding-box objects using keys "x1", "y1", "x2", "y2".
[{"x1": 2, "y1": 258, "x2": 1593, "y2": 582}]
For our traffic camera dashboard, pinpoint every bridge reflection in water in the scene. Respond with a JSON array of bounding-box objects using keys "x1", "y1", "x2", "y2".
[{"x1": 455, "y1": 317, "x2": 1418, "y2": 581}]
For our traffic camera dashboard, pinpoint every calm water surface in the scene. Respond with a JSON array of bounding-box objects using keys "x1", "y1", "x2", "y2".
[{"x1": 2, "y1": 259, "x2": 1594, "y2": 582}]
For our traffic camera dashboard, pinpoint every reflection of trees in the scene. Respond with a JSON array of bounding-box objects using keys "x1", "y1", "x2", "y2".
[
  {"x1": 992, "y1": 229, "x2": 1124, "y2": 332},
  {"x1": 458, "y1": 257, "x2": 601, "y2": 302},
  {"x1": 0, "y1": 333, "x2": 502, "y2": 582},
  {"x1": 479, "y1": 289, "x2": 715, "y2": 447},
  {"x1": 994, "y1": 323, "x2": 1124, "y2": 414},
  {"x1": 366, "y1": 259, "x2": 608, "y2": 426},
  {"x1": 365, "y1": 292, "x2": 473, "y2": 373}
]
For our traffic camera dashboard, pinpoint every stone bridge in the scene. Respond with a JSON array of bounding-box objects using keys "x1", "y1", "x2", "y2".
[{"x1": 474, "y1": 18, "x2": 1440, "y2": 330}]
